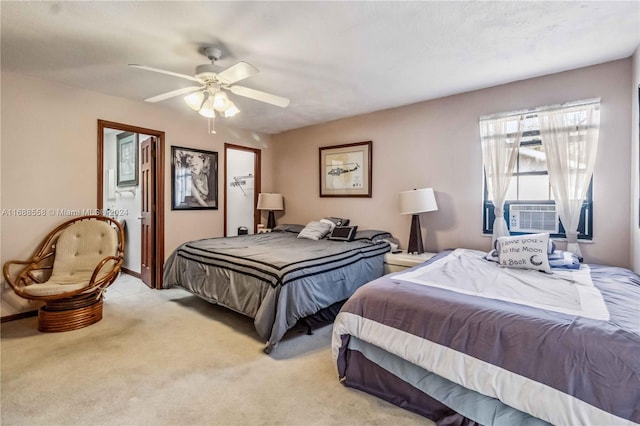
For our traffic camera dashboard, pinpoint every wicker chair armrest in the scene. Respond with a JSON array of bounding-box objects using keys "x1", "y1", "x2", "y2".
[
  {"x1": 3, "y1": 257, "x2": 39, "y2": 277},
  {"x1": 89, "y1": 255, "x2": 123, "y2": 288},
  {"x1": 3, "y1": 258, "x2": 33, "y2": 268},
  {"x1": 3, "y1": 258, "x2": 32, "y2": 279},
  {"x1": 3, "y1": 254, "x2": 59, "y2": 296}
]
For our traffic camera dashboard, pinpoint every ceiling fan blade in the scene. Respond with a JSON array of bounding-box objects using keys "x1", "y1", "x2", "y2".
[
  {"x1": 144, "y1": 86, "x2": 204, "y2": 103},
  {"x1": 129, "y1": 64, "x2": 201, "y2": 83},
  {"x1": 216, "y1": 62, "x2": 259, "y2": 85},
  {"x1": 229, "y1": 85, "x2": 290, "y2": 108}
]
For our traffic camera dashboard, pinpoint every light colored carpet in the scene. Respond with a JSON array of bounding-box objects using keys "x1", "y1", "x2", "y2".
[{"x1": 1, "y1": 274, "x2": 433, "y2": 426}]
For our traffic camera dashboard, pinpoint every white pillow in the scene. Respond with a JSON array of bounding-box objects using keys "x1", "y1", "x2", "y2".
[
  {"x1": 297, "y1": 221, "x2": 332, "y2": 240},
  {"x1": 319, "y1": 218, "x2": 336, "y2": 232},
  {"x1": 496, "y1": 233, "x2": 551, "y2": 273}
]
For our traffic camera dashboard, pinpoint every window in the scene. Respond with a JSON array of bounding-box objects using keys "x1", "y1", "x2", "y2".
[{"x1": 482, "y1": 107, "x2": 594, "y2": 240}]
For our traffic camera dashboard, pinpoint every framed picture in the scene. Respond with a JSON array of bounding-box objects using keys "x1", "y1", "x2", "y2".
[
  {"x1": 171, "y1": 146, "x2": 218, "y2": 210},
  {"x1": 116, "y1": 132, "x2": 138, "y2": 187},
  {"x1": 319, "y1": 141, "x2": 372, "y2": 197}
]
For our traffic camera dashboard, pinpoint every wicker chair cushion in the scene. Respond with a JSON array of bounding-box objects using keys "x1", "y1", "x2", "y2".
[
  {"x1": 21, "y1": 281, "x2": 90, "y2": 297},
  {"x1": 22, "y1": 220, "x2": 118, "y2": 297}
]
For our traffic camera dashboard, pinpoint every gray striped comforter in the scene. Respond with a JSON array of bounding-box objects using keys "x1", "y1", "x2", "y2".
[{"x1": 163, "y1": 231, "x2": 390, "y2": 352}]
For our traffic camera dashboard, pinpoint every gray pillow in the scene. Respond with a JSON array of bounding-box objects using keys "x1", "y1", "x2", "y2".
[
  {"x1": 273, "y1": 224, "x2": 305, "y2": 234},
  {"x1": 353, "y1": 230, "x2": 393, "y2": 242},
  {"x1": 323, "y1": 217, "x2": 350, "y2": 227},
  {"x1": 297, "y1": 221, "x2": 333, "y2": 240}
]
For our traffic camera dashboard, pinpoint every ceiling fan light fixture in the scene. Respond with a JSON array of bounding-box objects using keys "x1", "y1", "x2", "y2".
[
  {"x1": 213, "y1": 91, "x2": 231, "y2": 112},
  {"x1": 223, "y1": 103, "x2": 240, "y2": 118},
  {"x1": 184, "y1": 90, "x2": 205, "y2": 111},
  {"x1": 198, "y1": 97, "x2": 216, "y2": 118},
  {"x1": 133, "y1": 47, "x2": 290, "y2": 134}
]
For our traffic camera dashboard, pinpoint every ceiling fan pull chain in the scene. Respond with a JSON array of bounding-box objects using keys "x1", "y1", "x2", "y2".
[{"x1": 208, "y1": 116, "x2": 216, "y2": 135}]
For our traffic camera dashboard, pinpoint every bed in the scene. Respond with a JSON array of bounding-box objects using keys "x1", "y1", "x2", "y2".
[
  {"x1": 163, "y1": 224, "x2": 392, "y2": 353},
  {"x1": 332, "y1": 248, "x2": 640, "y2": 425}
]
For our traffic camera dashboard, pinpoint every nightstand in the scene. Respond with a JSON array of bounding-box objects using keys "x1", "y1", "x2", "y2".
[
  {"x1": 384, "y1": 251, "x2": 437, "y2": 274},
  {"x1": 257, "y1": 228, "x2": 272, "y2": 234}
]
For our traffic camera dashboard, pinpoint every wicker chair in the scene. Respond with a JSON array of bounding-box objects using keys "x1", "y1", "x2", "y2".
[{"x1": 3, "y1": 215, "x2": 125, "y2": 332}]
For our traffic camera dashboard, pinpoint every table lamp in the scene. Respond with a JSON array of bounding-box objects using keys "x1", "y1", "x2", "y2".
[
  {"x1": 400, "y1": 188, "x2": 438, "y2": 254},
  {"x1": 257, "y1": 193, "x2": 284, "y2": 229}
]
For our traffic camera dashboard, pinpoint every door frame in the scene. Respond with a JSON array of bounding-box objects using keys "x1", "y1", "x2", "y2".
[
  {"x1": 97, "y1": 119, "x2": 165, "y2": 289},
  {"x1": 224, "y1": 143, "x2": 261, "y2": 236}
]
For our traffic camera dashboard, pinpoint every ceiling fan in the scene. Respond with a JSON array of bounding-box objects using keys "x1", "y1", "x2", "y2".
[{"x1": 129, "y1": 47, "x2": 289, "y2": 125}]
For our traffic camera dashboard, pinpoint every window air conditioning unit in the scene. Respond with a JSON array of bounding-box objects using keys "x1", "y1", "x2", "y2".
[{"x1": 509, "y1": 204, "x2": 559, "y2": 233}]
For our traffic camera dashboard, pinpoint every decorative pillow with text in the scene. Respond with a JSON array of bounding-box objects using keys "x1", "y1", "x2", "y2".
[{"x1": 496, "y1": 233, "x2": 551, "y2": 273}]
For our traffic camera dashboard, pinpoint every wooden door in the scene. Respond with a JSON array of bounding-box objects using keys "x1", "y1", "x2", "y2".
[{"x1": 140, "y1": 137, "x2": 156, "y2": 287}]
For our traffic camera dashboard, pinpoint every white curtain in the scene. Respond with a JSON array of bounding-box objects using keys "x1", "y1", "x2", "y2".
[
  {"x1": 539, "y1": 103, "x2": 600, "y2": 256},
  {"x1": 480, "y1": 116, "x2": 523, "y2": 247}
]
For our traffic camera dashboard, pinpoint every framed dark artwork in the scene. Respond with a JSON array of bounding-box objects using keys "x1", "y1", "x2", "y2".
[
  {"x1": 319, "y1": 141, "x2": 372, "y2": 197},
  {"x1": 171, "y1": 146, "x2": 218, "y2": 210},
  {"x1": 117, "y1": 132, "x2": 139, "y2": 187}
]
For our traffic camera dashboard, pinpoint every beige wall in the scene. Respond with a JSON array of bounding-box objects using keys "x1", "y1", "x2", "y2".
[
  {"x1": 272, "y1": 59, "x2": 633, "y2": 268},
  {"x1": 0, "y1": 72, "x2": 274, "y2": 315},
  {"x1": 632, "y1": 47, "x2": 640, "y2": 273}
]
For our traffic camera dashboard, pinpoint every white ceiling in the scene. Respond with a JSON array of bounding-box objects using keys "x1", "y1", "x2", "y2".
[{"x1": 2, "y1": 1, "x2": 639, "y2": 134}]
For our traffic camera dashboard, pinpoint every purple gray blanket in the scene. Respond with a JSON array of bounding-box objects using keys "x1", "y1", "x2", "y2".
[{"x1": 333, "y1": 250, "x2": 640, "y2": 425}]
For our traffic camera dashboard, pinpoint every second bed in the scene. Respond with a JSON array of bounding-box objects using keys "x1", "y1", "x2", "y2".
[{"x1": 164, "y1": 225, "x2": 392, "y2": 353}]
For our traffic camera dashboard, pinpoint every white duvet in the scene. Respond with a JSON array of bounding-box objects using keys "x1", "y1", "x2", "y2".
[{"x1": 393, "y1": 249, "x2": 609, "y2": 321}]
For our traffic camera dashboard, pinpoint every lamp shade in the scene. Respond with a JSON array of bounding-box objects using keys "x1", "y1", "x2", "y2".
[
  {"x1": 213, "y1": 91, "x2": 231, "y2": 112},
  {"x1": 198, "y1": 96, "x2": 216, "y2": 118},
  {"x1": 184, "y1": 91, "x2": 205, "y2": 111},
  {"x1": 257, "y1": 193, "x2": 284, "y2": 211},
  {"x1": 222, "y1": 103, "x2": 240, "y2": 117},
  {"x1": 400, "y1": 188, "x2": 438, "y2": 215}
]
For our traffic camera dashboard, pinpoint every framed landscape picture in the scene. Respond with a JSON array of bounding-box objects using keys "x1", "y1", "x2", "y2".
[
  {"x1": 171, "y1": 146, "x2": 218, "y2": 210},
  {"x1": 319, "y1": 141, "x2": 372, "y2": 197},
  {"x1": 116, "y1": 132, "x2": 138, "y2": 187}
]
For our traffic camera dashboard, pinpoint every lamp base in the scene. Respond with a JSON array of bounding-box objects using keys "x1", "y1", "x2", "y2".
[
  {"x1": 407, "y1": 214, "x2": 424, "y2": 254},
  {"x1": 267, "y1": 210, "x2": 276, "y2": 229}
]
